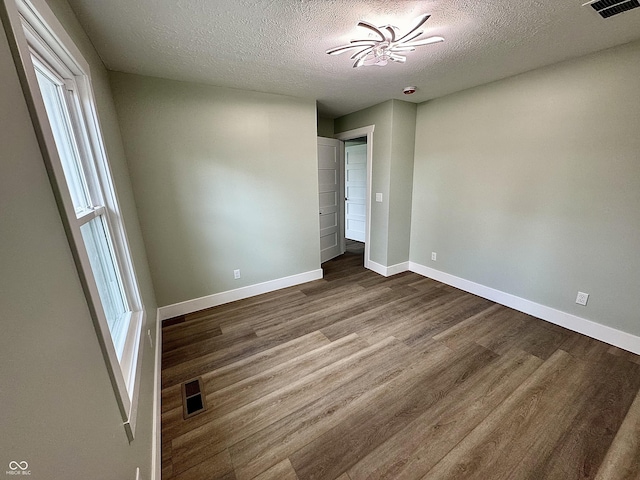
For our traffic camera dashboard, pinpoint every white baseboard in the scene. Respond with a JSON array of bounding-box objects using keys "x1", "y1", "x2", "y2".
[
  {"x1": 157, "y1": 269, "x2": 323, "y2": 321},
  {"x1": 409, "y1": 261, "x2": 640, "y2": 355},
  {"x1": 367, "y1": 260, "x2": 410, "y2": 277},
  {"x1": 366, "y1": 260, "x2": 387, "y2": 277},
  {"x1": 151, "y1": 310, "x2": 162, "y2": 480}
]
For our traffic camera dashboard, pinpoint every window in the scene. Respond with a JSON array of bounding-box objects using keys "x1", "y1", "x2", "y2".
[
  {"x1": 5, "y1": 0, "x2": 145, "y2": 439},
  {"x1": 32, "y1": 56, "x2": 135, "y2": 360}
]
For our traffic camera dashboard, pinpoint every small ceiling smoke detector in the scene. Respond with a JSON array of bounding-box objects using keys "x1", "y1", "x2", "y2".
[{"x1": 403, "y1": 86, "x2": 417, "y2": 95}]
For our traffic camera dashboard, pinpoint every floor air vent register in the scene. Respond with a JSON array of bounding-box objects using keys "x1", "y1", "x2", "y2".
[
  {"x1": 585, "y1": 0, "x2": 640, "y2": 18},
  {"x1": 181, "y1": 377, "x2": 207, "y2": 419}
]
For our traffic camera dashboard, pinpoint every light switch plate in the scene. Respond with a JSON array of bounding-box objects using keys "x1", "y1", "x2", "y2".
[{"x1": 376, "y1": 193, "x2": 383, "y2": 202}]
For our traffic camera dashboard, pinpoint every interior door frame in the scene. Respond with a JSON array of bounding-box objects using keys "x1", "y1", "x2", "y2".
[{"x1": 334, "y1": 125, "x2": 374, "y2": 271}]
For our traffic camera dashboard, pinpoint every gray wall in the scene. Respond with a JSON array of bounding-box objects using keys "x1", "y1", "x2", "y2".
[
  {"x1": 388, "y1": 101, "x2": 417, "y2": 266},
  {"x1": 0, "y1": 0, "x2": 158, "y2": 478},
  {"x1": 335, "y1": 101, "x2": 392, "y2": 265},
  {"x1": 109, "y1": 72, "x2": 321, "y2": 307},
  {"x1": 410, "y1": 41, "x2": 640, "y2": 336},
  {"x1": 317, "y1": 114, "x2": 334, "y2": 137},
  {"x1": 335, "y1": 99, "x2": 416, "y2": 267}
]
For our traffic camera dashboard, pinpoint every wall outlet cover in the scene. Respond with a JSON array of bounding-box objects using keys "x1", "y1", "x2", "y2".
[{"x1": 576, "y1": 292, "x2": 589, "y2": 306}]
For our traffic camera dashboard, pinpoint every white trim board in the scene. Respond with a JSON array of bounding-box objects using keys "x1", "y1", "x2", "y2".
[
  {"x1": 368, "y1": 260, "x2": 410, "y2": 278},
  {"x1": 408, "y1": 261, "x2": 640, "y2": 355},
  {"x1": 157, "y1": 269, "x2": 323, "y2": 321},
  {"x1": 151, "y1": 310, "x2": 162, "y2": 480}
]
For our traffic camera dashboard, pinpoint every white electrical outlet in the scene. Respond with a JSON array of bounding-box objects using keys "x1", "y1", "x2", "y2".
[
  {"x1": 234, "y1": 269, "x2": 241, "y2": 279},
  {"x1": 375, "y1": 193, "x2": 383, "y2": 203},
  {"x1": 576, "y1": 292, "x2": 589, "y2": 306},
  {"x1": 431, "y1": 252, "x2": 437, "y2": 261}
]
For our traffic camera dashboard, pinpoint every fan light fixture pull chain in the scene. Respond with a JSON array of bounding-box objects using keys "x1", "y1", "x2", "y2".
[{"x1": 326, "y1": 13, "x2": 443, "y2": 68}]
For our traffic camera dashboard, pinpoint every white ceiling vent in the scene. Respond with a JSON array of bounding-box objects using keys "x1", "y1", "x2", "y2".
[{"x1": 584, "y1": 0, "x2": 640, "y2": 18}]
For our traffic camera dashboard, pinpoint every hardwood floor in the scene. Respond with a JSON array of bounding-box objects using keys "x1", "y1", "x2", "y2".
[{"x1": 161, "y1": 248, "x2": 640, "y2": 480}]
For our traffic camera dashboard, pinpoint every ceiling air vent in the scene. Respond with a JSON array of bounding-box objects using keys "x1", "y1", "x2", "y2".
[{"x1": 585, "y1": 0, "x2": 640, "y2": 18}]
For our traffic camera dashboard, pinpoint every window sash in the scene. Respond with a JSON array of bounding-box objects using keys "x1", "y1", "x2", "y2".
[
  {"x1": 33, "y1": 64, "x2": 92, "y2": 214},
  {"x1": 80, "y1": 216, "x2": 130, "y2": 358}
]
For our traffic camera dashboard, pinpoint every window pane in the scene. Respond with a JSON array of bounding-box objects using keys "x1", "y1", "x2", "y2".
[
  {"x1": 34, "y1": 66, "x2": 91, "y2": 214},
  {"x1": 80, "y1": 216, "x2": 129, "y2": 358}
]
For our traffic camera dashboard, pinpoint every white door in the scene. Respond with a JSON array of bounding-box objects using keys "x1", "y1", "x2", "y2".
[
  {"x1": 345, "y1": 143, "x2": 367, "y2": 242},
  {"x1": 317, "y1": 137, "x2": 343, "y2": 263}
]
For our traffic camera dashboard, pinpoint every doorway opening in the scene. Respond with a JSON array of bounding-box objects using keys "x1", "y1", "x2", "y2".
[
  {"x1": 343, "y1": 137, "x2": 367, "y2": 263},
  {"x1": 344, "y1": 137, "x2": 367, "y2": 242},
  {"x1": 318, "y1": 125, "x2": 374, "y2": 269},
  {"x1": 335, "y1": 125, "x2": 373, "y2": 270}
]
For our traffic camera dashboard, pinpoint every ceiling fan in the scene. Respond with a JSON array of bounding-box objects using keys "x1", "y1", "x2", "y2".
[{"x1": 326, "y1": 13, "x2": 444, "y2": 68}]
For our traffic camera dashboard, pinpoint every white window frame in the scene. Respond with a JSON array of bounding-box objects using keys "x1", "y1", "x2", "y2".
[{"x1": 1, "y1": 0, "x2": 145, "y2": 440}]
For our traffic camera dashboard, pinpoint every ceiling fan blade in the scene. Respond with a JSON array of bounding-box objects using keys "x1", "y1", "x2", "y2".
[
  {"x1": 384, "y1": 25, "x2": 397, "y2": 42},
  {"x1": 389, "y1": 54, "x2": 407, "y2": 63},
  {"x1": 389, "y1": 46, "x2": 416, "y2": 52},
  {"x1": 357, "y1": 20, "x2": 386, "y2": 41},
  {"x1": 396, "y1": 13, "x2": 431, "y2": 43},
  {"x1": 402, "y1": 36, "x2": 444, "y2": 47},
  {"x1": 353, "y1": 56, "x2": 368, "y2": 68},
  {"x1": 397, "y1": 29, "x2": 424, "y2": 45},
  {"x1": 326, "y1": 42, "x2": 374, "y2": 55},
  {"x1": 350, "y1": 46, "x2": 375, "y2": 60}
]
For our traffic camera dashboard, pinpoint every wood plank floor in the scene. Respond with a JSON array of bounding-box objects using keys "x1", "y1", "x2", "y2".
[{"x1": 161, "y1": 247, "x2": 640, "y2": 480}]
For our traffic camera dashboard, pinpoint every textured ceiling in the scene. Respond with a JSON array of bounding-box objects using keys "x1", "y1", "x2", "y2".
[{"x1": 66, "y1": 0, "x2": 640, "y2": 118}]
